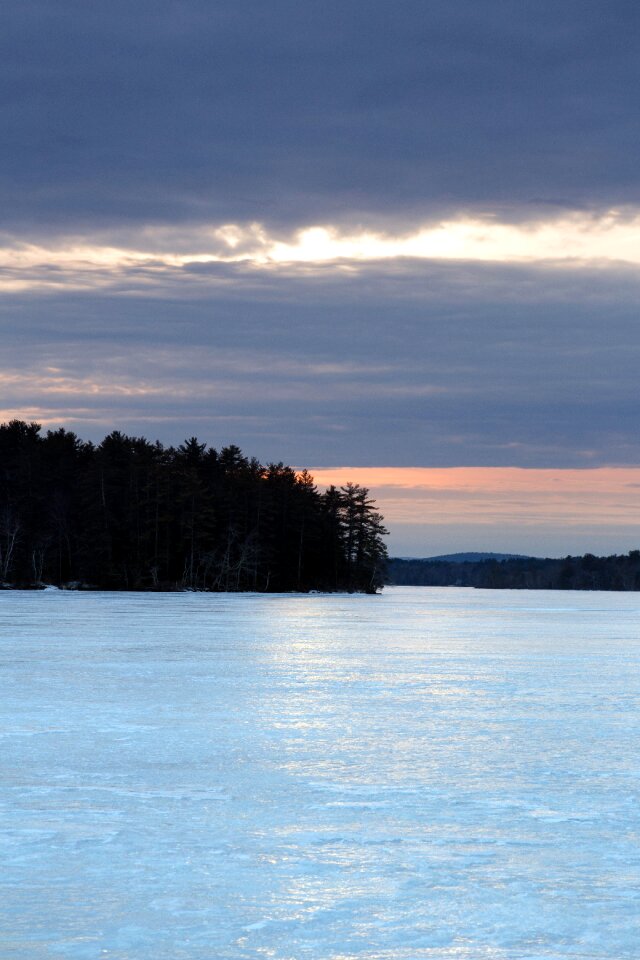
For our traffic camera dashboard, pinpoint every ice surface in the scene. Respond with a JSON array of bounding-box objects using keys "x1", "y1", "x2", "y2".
[{"x1": 1, "y1": 586, "x2": 640, "y2": 959}]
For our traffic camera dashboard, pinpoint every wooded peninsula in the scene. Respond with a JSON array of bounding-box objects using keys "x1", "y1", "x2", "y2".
[{"x1": 0, "y1": 420, "x2": 388, "y2": 593}]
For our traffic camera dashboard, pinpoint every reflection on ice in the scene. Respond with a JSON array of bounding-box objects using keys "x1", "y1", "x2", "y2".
[{"x1": 1, "y1": 586, "x2": 640, "y2": 958}]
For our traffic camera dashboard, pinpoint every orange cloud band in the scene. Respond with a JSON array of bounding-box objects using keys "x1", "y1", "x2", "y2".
[{"x1": 309, "y1": 467, "x2": 640, "y2": 527}]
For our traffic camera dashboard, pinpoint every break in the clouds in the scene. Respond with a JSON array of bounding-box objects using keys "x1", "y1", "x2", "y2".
[
  {"x1": 3, "y1": 0, "x2": 640, "y2": 552},
  {"x1": 5, "y1": 209, "x2": 640, "y2": 293},
  {"x1": 310, "y1": 467, "x2": 640, "y2": 558}
]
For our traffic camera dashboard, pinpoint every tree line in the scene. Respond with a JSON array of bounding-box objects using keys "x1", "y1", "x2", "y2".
[
  {"x1": 0, "y1": 420, "x2": 388, "y2": 593},
  {"x1": 388, "y1": 553, "x2": 640, "y2": 591}
]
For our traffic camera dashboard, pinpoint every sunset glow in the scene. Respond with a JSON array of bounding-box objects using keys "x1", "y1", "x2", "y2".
[
  {"x1": 4, "y1": 209, "x2": 640, "y2": 293},
  {"x1": 310, "y1": 467, "x2": 640, "y2": 554}
]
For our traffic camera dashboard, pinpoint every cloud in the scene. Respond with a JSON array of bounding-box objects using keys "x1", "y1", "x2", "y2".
[
  {"x1": 2, "y1": 1, "x2": 640, "y2": 231},
  {"x1": 1, "y1": 252, "x2": 640, "y2": 468}
]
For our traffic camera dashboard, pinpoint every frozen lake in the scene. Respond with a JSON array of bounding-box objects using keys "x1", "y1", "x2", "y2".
[{"x1": 1, "y1": 586, "x2": 640, "y2": 959}]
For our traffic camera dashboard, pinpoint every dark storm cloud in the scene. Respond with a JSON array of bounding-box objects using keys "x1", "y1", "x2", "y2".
[
  {"x1": 2, "y1": 0, "x2": 640, "y2": 229},
  {"x1": 2, "y1": 260, "x2": 640, "y2": 467}
]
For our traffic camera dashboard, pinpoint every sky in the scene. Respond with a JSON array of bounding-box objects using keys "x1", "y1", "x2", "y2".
[{"x1": 3, "y1": 0, "x2": 640, "y2": 557}]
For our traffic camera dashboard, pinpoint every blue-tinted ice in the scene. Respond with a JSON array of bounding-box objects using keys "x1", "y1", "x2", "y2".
[{"x1": 1, "y1": 587, "x2": 640, "y2": 958}]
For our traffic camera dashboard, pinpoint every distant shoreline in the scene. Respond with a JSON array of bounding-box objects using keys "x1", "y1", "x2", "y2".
[{"x1": 387, "y1": 551, "x2": 640, "y2": 591}]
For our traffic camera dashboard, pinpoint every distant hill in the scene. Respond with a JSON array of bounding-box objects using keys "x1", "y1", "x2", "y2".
[{"x1": 417, "y1": 552, "x2": 534, "y2": 564}]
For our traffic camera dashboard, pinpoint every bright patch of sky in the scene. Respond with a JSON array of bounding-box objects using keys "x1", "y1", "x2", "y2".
[
  {"x1": 3, "y1": 210, "x2": 640, "y2": 293},
  {"x1": 310, "y1": 467, "x2": 640, "y2": 556}
]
